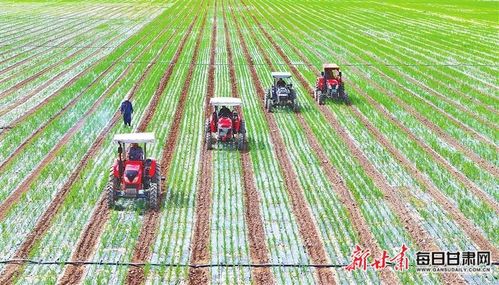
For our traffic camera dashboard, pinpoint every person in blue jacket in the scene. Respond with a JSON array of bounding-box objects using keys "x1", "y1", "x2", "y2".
[{"x1": 120, "y1": 99, "x2": 133, "y2": 127}]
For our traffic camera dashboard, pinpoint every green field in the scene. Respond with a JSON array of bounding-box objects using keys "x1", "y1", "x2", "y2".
[{"x1": 0, "y1": 0, "x2": 497, "y2": 284}]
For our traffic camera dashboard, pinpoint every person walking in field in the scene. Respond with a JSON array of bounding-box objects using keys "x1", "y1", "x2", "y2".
[{"x1": 120, "y1": 99, "x2": 133, "y2": 127}]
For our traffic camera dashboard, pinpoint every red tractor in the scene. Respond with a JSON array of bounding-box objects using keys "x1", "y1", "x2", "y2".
[
  {"x1": 107, "y1": 133, "x2": 161, "y2": 209},
  {"x1": 205, "y1": 97, "x2": 246, "y2": 150},
  {"x1": 315, "y1": 63, "x2": 350, "y2": 105}
]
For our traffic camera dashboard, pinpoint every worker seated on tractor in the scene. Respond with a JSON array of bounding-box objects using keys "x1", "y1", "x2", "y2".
[
  {"x1": 276, "y1": 78, "x2": 286, "y2": 88},
  {"x1": 218, "y1": 105, "x2": 232, "y2": 118},
  {"x1": 128, "y1": 143, "x2": 144, "y2": 161}
]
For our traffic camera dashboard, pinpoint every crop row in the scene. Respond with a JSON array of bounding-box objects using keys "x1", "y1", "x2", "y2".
[
  {"x1": 0, "y1": 2, "x2": 195, "y2": 282},
  {"x1": 250, "y1": 0, "x2": 498, "y2": 238}
]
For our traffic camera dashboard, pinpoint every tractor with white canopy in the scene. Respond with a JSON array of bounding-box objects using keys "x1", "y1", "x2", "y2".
[
  {"x1": 205, "y1": 97, "x2": 246, "y2": 150},
  {"x1": 107, "y1": 132, "x2": 160, "y2": 209}
]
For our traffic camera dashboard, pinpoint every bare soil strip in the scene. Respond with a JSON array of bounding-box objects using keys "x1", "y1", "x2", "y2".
[
  {"x1": 0, "y1": 24, "x2": 155, "y2": 175},
  {"x1": 123, "y1": 13, "x2": 203, "y2": 285},
  {"x1": 188, "y1": 3, "x2": 215, "y2": 284},
  {"x1": 222, "y1": 4, "x2": 274, "y2": 284},
  {"x1": 232, "y1": 6, "x2": 336, "y2": 285},
  {"x1": 245, "y1": 7, "x2": 465, "y2": 284}
]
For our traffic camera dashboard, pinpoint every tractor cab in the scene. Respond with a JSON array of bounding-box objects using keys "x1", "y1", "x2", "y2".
[
  {"x1": 205, "y1": 97, "x2": 246, "y2": 150},
  {"x1": 265, "y1": 72, "x2": 298, "y2": 112},
  {"x1": 107, "y1": 132, "x2": 161, "y2": 209},
  {"x1": 315, "y1": 63, "x2": 350, "y2": 105}
]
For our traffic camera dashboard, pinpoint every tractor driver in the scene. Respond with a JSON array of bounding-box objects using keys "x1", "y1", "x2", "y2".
[
  {"x1": 128, "y1": 143, "x2": 144, "y2": 161},
  {"x1": 276, "y1": 78, "x2": 286, "y2": 88},
  {"x1": 218, "y1": 105, "x2": 232, "y2": 118}
]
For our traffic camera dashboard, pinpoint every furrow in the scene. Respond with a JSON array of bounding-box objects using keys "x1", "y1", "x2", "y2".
[{"x1": 188, "y1": 2, "x2": 215, "y2": 283}]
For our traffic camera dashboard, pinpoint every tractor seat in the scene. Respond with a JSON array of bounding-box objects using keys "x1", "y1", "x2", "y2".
[{"x1": 218, "y1": 117, "x2": 232, "y2": 128}]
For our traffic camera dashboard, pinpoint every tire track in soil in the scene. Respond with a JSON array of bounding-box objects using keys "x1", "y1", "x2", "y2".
[
  {"x1": 243, "y1": 5, "x2": 466, "y2": 284},
  {"x1": 0, "y1": 10, "x2": 196, "y2": 285},
  {"x1": 188, "y1": 3, "x2": 214, "y2": 284},
  {"x1": 0, "y1": 22, "x2": 154, "y2": 175},
  {"x1": 56, "y1": 11, "x2": 200, "y2": 285},
  {"x1": 123, "y1": 12, "x2": 204, "y2": 285},
  {"x1": 252, "y1": 7, "x2": 499, "y2": 215},
  {"x1": 222, "y1": 4, "x2": 274, "y2": 284},
  {"x1": 231, "y1": 5, "x2": 336, "y2": 285}
]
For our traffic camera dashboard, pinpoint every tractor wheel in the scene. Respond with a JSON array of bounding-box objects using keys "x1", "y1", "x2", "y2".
[
  {"x1": 238, "y1": 121, "x2": 247, "y2": 151},
  {"x1": 343, "y1": 92, "x2": 351, "y2": 105},
  {"x1": 149, "y1": 183, "x2": 159, "y2": 210},
  {"x1": 149, "y1": 164, "x2": 161, "y2": 210},
  {"x1": 106, "y1": 172, "x2": 118, "y2": 209},
  {"x1": 267, "y1": 99, "x2": 273, "y2": 112},
  {"x1": 205, "y1": 131, "x2": 212, "y2": 150},
  {"x1": 315, "y1": 91, "x2": 324, "y2": 105},
  {"x1": 293, "y1": 101, "x2": 299, "y2": 113},
  {"x1": 205, "y1": 122, "x2": 212, "y2": 150}
]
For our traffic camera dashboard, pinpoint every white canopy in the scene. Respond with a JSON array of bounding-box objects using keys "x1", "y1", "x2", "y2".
[
  {"x1": 113, "y1": 132, "x2": 155, "y2": 143},
  {"x1": 210, "y1": 97, "x2": 242, "y2": 106},
  {"x1": 323, "y1": 63, "x2": 339, "y2": 69},
  {"x1": 271, "y1": 72, "x2": 292, "y2": 78}
]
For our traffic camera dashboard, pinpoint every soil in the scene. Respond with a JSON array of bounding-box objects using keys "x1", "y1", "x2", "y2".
[
  {"x1": 188, "y1": 5, "x2": 214, "y2": 284},
  {"x1": 222, "y1": 4, "x2": 274, "y2": 283}
]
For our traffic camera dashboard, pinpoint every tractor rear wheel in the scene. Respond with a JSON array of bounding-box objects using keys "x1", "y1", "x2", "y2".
[
  {"x1": 149, "y1": 183, "x2": 159, "y2": 210},
  {"x1": 267, "y1": 99, "x2": 273, "y2": 112},
  {"x1": 106, "y1": 171, "x2": 118, "y2": 209},
  {"x1": 238, "y1": 121, "x2": 247, "y2": 151},
  {"x1": 293, "y1": 101, "x2": 299, "y2": 113},
  {"x1": 205, "y1": 122, "x2": 212, "y2": 150}
]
